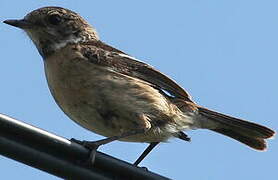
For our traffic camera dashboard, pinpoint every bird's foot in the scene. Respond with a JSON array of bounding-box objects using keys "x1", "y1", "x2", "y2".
[
  {"x1": 70, "y1": 138, "x2": 100, "y2": 166},
  {"x1": 137, "y1": 166, "x2": 149, "y2": 171}
]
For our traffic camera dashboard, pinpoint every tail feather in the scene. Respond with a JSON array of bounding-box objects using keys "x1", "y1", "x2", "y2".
[
  {"x1": 213, "y1": 128, "x2": 266, "y2": 150},
  {"x1": 198, "y1": 107, "x2": 275, "y2": 150}
]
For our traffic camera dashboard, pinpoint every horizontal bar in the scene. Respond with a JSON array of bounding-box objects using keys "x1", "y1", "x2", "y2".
[{"x1": 0, "y1": 113, "x2": 171, "y2": 180}]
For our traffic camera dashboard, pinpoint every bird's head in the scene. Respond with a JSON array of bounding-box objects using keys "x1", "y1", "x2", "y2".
[{"x1": 4, "y1": 6, "x2": 99, "y2": 58}]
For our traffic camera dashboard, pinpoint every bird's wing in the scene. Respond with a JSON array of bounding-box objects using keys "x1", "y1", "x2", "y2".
[{"x1": 80, "y1": 41, "x2": 193, "y2": 102}]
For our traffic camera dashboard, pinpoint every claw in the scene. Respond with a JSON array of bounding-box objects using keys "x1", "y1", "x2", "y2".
[
  {"x1": 70, "y1": 138, "x2": 83, "y2": 144},
  {"x1": 70, "y1": 139, "x2": 100, "y2": 166},
  {"x1": 138, "y1": 166, "x2": 149, "y2": 171},
  {"x1": 82, "y1": 141, "x2": 101, "y2": 165}
]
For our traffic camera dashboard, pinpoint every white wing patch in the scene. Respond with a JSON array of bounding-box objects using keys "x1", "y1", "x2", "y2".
[{"x1": 118, "y1": 53, "x2": 145, "y2": 63}]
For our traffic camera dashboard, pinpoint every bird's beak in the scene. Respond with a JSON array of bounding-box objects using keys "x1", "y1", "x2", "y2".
[{"x1": 3, "y1": 19, "x2": 33, "y2": 29}]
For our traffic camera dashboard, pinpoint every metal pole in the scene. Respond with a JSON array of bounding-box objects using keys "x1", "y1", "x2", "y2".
[{"x1": 0, "y1": 114, "x2": 171, "y2": 180}]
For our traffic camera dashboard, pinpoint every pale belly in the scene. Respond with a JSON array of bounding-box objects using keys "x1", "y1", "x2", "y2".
[{"x1": 44, "y1": 55, "x2": 194, "y2": 142}]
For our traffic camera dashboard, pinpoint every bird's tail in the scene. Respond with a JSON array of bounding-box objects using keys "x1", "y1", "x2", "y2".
[{"x1": 198, "y1": 107, "x2": 275, "y2": 150}]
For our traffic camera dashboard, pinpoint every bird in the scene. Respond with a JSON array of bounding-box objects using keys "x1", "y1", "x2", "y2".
[{"x1": 4, "y1": 6, "x2": 275, "y2": 166}]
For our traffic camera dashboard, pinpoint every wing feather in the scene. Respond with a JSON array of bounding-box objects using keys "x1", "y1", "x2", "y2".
[{"x1": 81, "y1": 40, "x2": 193, "y2": 102}]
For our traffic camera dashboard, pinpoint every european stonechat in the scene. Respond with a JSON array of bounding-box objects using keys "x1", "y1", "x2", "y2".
[{"x1": 4, "y1": 6, "x2": 275, "y2": 166}]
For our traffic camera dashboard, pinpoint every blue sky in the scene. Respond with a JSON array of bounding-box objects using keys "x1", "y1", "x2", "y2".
[{"x1": 1, "y1": 1, "x2": 277, "y2": 179}]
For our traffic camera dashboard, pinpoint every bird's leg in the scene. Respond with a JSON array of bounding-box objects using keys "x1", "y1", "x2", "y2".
[
  {"x1": 71, "y1": 128, "x2": 147, "y2": 165},
  {"x1": 133, "y1": 132, "x2": 190, "y2": 167},
  {"x1": 133, "y1": 142, "x2": 159, "y2": 166}
]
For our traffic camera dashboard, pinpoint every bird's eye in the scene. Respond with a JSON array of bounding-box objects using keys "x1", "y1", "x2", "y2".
[{"x1": 48, "y1": 14, "x2": 62, "y2": 25}]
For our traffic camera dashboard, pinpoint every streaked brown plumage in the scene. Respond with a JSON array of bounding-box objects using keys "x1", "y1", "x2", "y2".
[{"x1": 4, "y1": 6, "x2": 275, "y2": 165}]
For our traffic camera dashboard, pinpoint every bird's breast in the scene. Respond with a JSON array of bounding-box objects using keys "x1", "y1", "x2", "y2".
[{"x1": 44, "y1": 45, "x2": 118, "y2": 136}]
